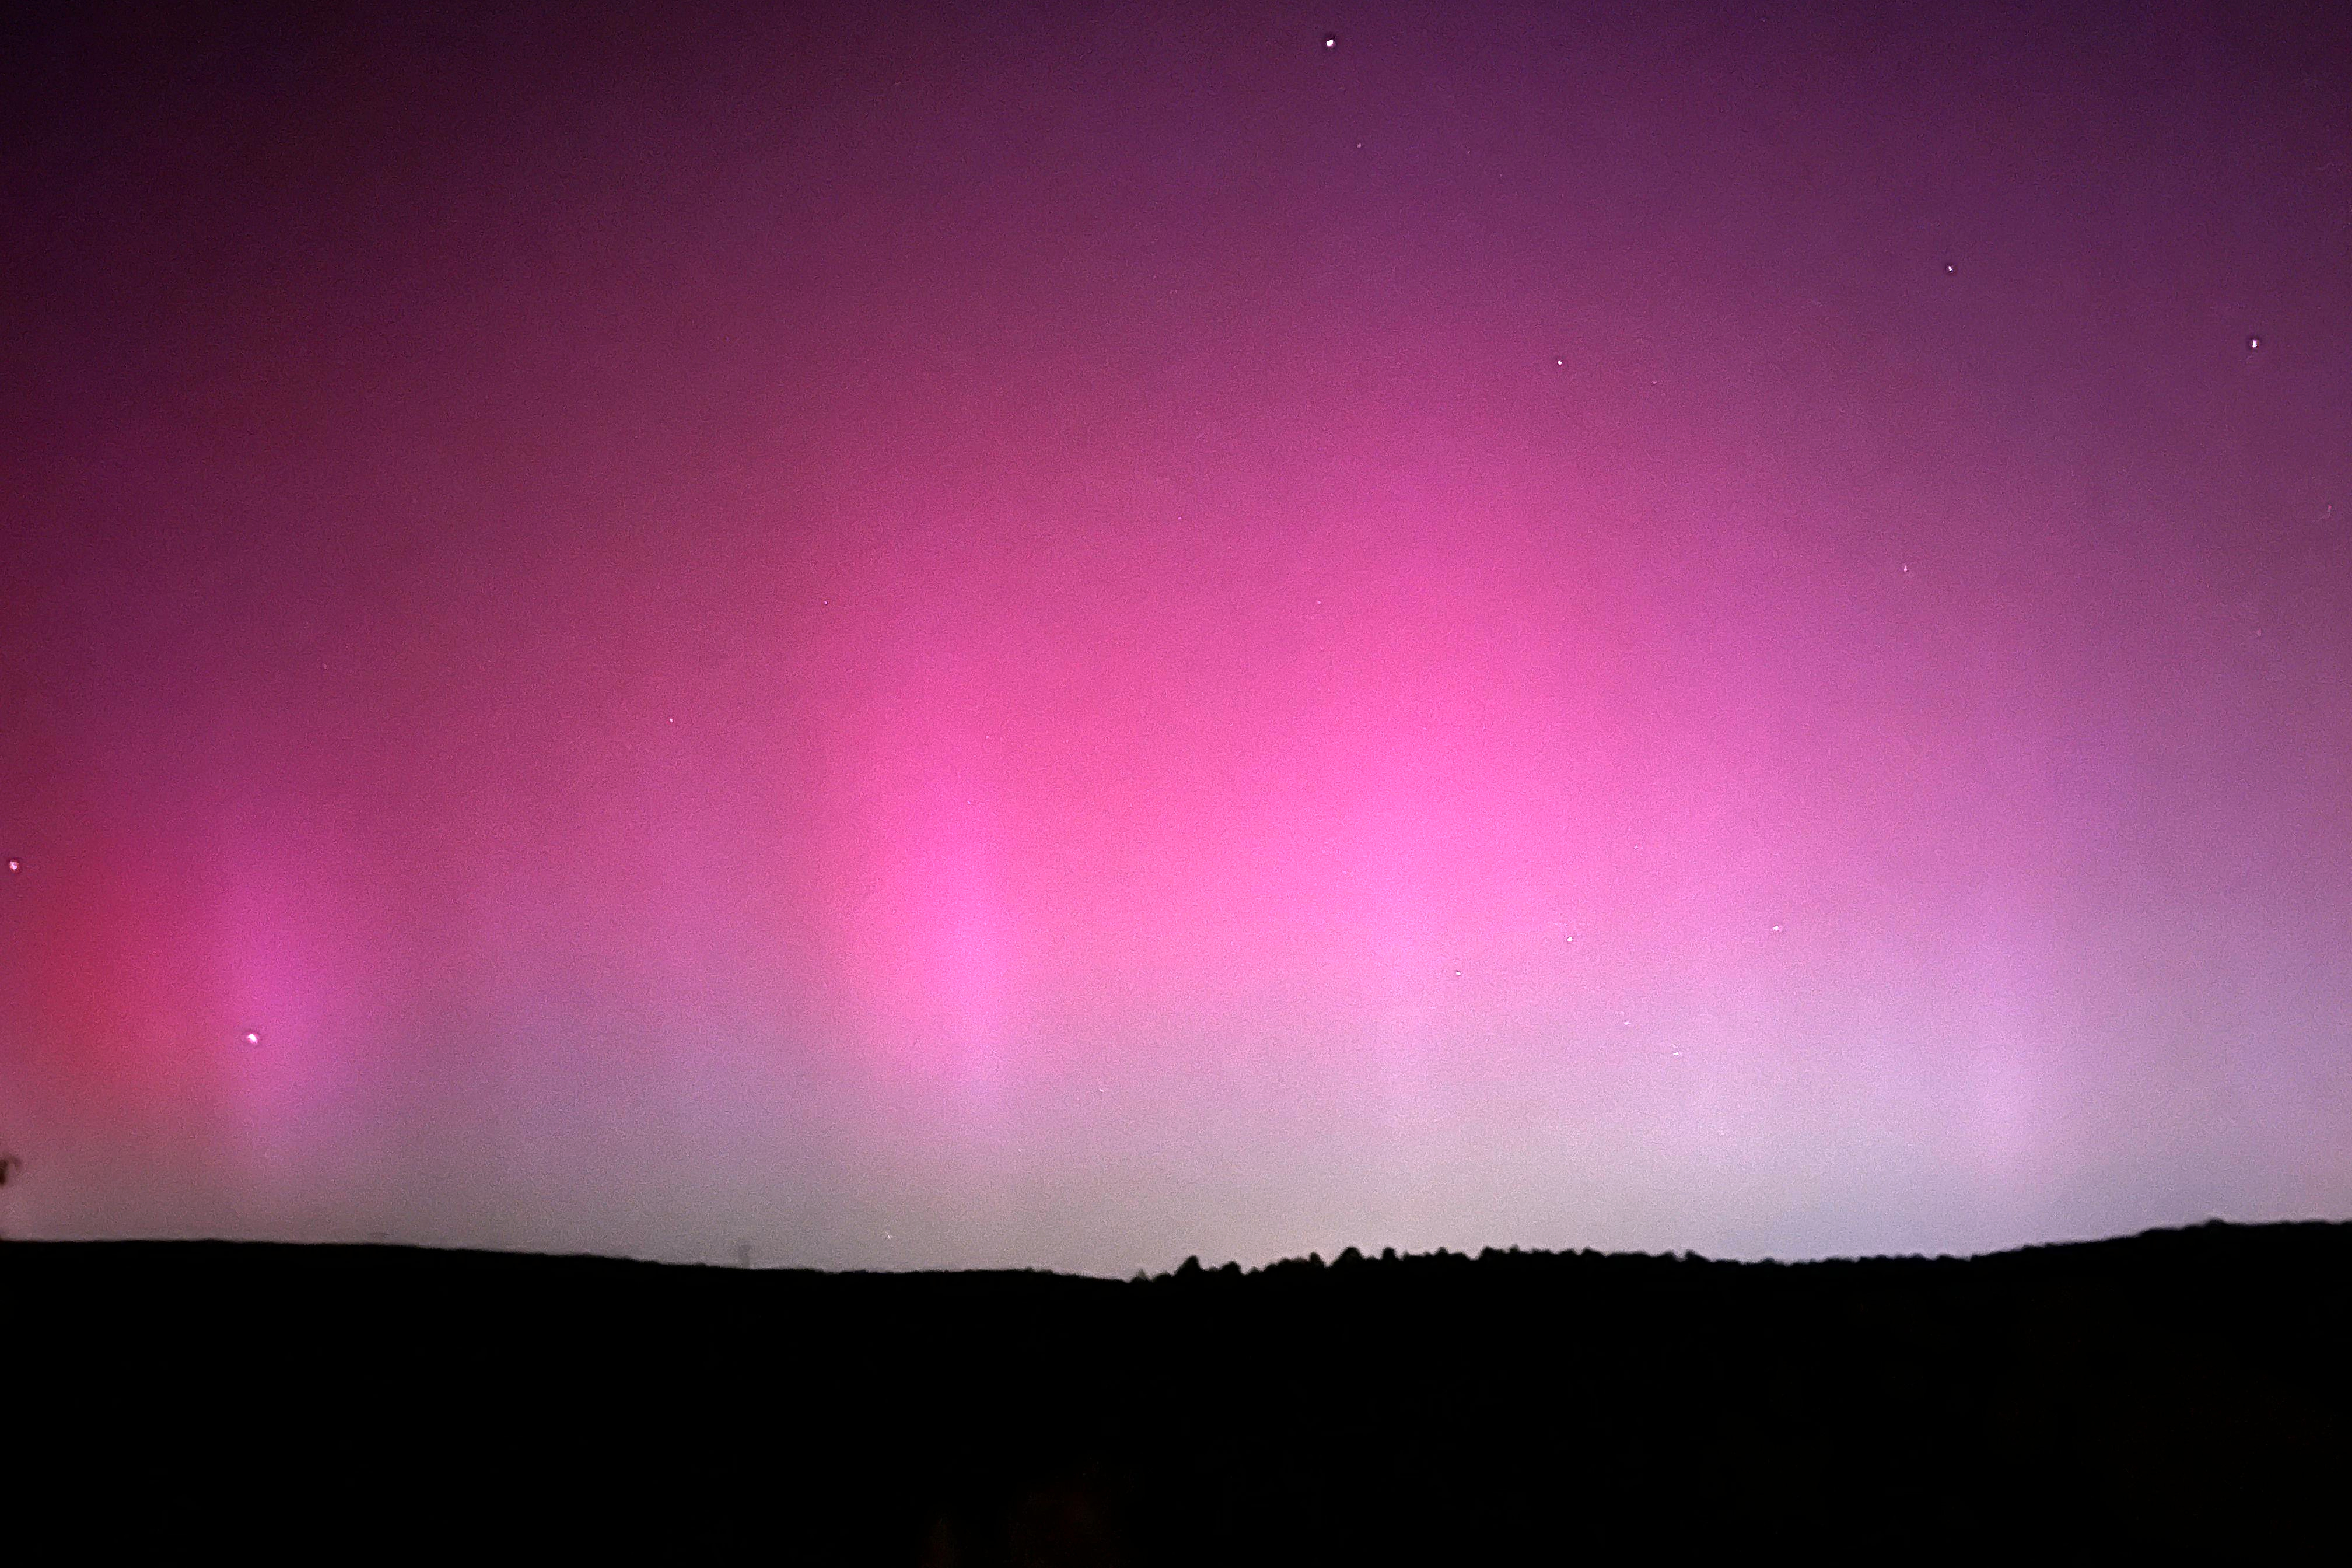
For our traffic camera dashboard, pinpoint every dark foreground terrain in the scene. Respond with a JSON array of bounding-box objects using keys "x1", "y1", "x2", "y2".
[{"x1": 8, "y1": 1220, "x2": 2347, "y2": 1561}]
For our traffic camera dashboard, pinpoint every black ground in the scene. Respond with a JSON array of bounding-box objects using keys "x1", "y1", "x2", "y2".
[{"x1": 9, "y1": 1219, "x2": 2346, "y2": 1562}]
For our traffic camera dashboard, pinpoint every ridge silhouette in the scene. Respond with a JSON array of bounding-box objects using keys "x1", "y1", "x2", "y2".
[{"x1": 8, "y1": 1219, "x2": 2346, "y2": 1562}]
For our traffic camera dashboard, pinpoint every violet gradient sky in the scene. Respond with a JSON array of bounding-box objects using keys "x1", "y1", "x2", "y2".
[{"x1": 4, "y1": 0, "x2": 2348, "y2": 1271}]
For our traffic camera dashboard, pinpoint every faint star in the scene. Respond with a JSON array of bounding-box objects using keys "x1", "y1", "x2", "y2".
[
  {"x1": 2248, "y1": 335, "x2": 2262, "y2": 350},
  {"x1": 1324, "y1": 34, "x2": 1336, "y2": 48},
  {"x1": 243, "y1": 1030, "x2": 262, "y2": 1046},
  {"x1": 4, "y1": 859, "x2": 16, "y2": 873},
  {"x1": 1943, "y1": 262, "x2": 1954, "y2": 274}
]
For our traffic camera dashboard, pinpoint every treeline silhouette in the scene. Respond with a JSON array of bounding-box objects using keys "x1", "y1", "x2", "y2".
[{"x1": 8, "y1": 1220, "x2": 2346, "y2": 1562}]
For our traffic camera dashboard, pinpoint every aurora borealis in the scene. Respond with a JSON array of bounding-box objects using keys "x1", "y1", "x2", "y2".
[{"x1": 4, "y1": 0, "x2": 2348, "y2": 1272}]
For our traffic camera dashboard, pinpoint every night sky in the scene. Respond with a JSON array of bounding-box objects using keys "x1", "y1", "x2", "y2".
[{"x1": 4, "y1": 0, "x2": 2348, "y2": 1272}]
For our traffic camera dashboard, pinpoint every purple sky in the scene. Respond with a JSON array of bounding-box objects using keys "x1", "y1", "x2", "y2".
[{"x1": 4, "y1": 0, "x2": 2348, "y2": 1271}]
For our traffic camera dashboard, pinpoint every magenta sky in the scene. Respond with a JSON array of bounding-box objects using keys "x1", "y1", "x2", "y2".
[{"x1": 4, "y1": 0, "x2": 2348, "y2": 1270}]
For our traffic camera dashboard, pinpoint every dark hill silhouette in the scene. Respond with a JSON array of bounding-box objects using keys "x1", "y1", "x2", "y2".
[{"x1": 8, "y1": 1220, "x2": 2346, "y2": 1562}]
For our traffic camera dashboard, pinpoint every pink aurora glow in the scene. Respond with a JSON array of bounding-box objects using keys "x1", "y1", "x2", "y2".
[{"x1": 2, "y1": 1, "x2": 2347, "y2": 1270}]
